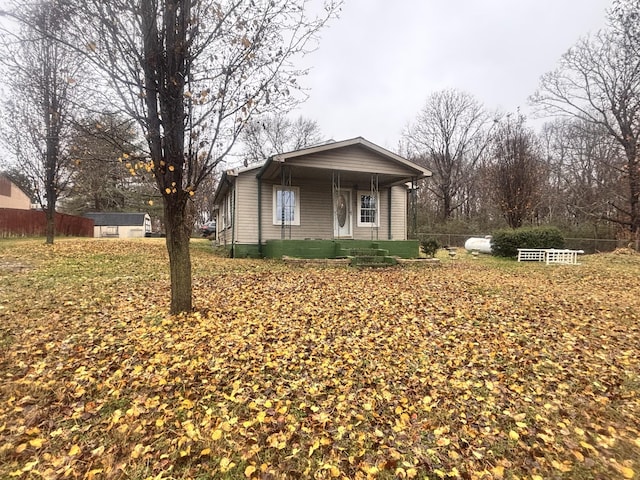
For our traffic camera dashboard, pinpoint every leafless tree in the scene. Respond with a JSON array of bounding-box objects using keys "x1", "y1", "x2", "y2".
[
  {"x1": 241, "y1": 114, "x2": 323, "y2": 165},
  {"x1": 16, "y1": 0, "x2": 341, "y2": 313},
  {"x1": 0, "y1": 1, "x2": 82, "y2": 244},
  {"x1": 403, "y1": 89, "x2": 493, "y2": 223},
  {"x1": 64, "y1": 115, "x2": 154, "y2": 215},
  {"x1": 610, "y1": 0, "x2": 640, "y2": 55},
  {"x1": 539, "y1": 118, "x2": 621, "y2": 234},
  {"x1": 531, "y1": 0, "x2": 640, "y2": 246},
  {"x1": 487, "y1": 114, "x2": 543, "y2": 229},
  {"x1": 191, "y1": 172, "x2": 218, "y2": 226}
]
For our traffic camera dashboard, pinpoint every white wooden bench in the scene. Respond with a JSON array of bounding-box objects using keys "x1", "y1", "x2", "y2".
[
  {"x1": 517, "y1": 249, "x2": 547, "y2": 262},
  {"x1": 544, "y1": 249, "x2": 584, "y2": 265},
  {"x1": 517, "y1": 248, "x2": 584, "y2": 265}
]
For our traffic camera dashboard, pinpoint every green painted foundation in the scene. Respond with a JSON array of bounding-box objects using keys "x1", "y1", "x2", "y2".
[
  {"x1": 224, "y1": 240, "x2": 419, "y2": 259},
  {"x1": 263, "y1": 239, "x2": 337, "y2": 259},
  {"x1": 261, "y1": 239, "x2": 419, "y2": 259},
  {"x1": 228, "y1": 243, "x2": 262, "y2": 258}
]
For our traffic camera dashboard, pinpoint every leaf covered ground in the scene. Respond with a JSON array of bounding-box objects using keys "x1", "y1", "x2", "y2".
[{"x1": 0, "y1": 239, "x2": 639, "y2": 480}]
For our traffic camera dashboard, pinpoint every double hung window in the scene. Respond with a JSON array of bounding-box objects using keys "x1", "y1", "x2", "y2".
[
  {"x1": 273, "y1": 186, "x2": 300, "y2": 225},
  {"x1": 357, "y1": 192, "x2": 378, "y2": 227}
]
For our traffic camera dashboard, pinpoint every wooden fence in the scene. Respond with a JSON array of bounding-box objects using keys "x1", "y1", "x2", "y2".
[{"x1": 0, "y1": 208, "x2": 94, "y2": 238}]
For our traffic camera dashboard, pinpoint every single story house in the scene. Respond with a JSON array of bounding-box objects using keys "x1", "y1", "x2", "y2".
[
  {"x1": 213, "y1": 137, "x2": 431, "y2": 259},
  {"x1": 0, "y1": 174, "x2": 32, "y2": 210},
  {"x1": 84, "y1": 212, "x2": 152, "y2": 238}
]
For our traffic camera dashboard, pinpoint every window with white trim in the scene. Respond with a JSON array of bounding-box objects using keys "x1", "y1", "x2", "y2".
[
  {"x1": 222, "y1": 193, "x2": 232, "y2": 229},
  {"x1": 273, "y1": 185, "x2": 300, "y2": 225},
  {"x1": 357, "y1": 191, "x2": 378, "y2": 226}
]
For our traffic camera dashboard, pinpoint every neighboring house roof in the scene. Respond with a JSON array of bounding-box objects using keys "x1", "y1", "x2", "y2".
[
  {"x1": 213, "y1": 137, "x2": 431, "y2": 203},
  {"x1": 0, "y1": 174, "x2": 32, "y2": 210},
  {"x1": 84, "y1": 212, "x2": 149, "y2": 226}
]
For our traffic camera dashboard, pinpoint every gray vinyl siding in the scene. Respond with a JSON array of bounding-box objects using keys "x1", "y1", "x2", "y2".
[
  {"x1": 261, "y1": 182, "x2": 404, "y2": 241},
  {"x1": 262, "y1": 181, "x2": 333, "y2": 240},
  {"x1": 223, "y1": 172, "x2": 409, "y2": 245},
  {"x1": 286, "y1": 145, "x2": 417, "y2": 175},
  {"x1": 235, "y1": 174, "x2": 260, "y2": 244},
  {"x1": 216, "y1": 191, "x2": 231, "y2": 245},
  {"x1": 390, "y1": 185, "x2": 407, "y2": 239}
]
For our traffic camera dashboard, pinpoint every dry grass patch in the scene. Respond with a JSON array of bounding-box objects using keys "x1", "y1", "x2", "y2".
[{"x1": 0, "y1": 238, "x2": 638, "y2": 479}]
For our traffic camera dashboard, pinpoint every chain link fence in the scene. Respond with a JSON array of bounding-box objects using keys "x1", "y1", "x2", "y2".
[{"x1": 418, "y1": 233, "x2": 624, "y2": 254}]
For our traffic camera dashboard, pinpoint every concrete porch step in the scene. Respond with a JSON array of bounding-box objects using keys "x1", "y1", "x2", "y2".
[
  {"x1": 349, "y1": 255, "x2": 397, "y2": 267},
  {"x1": 338, "y1": 247, "x2": 390, "y2": 257}
]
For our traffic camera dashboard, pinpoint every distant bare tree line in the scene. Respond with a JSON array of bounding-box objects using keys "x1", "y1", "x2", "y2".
[{"x1": 402, "y1": 0, "x2": 640, "y2": 247}]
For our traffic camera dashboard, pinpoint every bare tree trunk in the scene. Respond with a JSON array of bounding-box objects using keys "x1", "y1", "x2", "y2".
[
  {"x1": 45, "y1": 202, "x2": 55, "y2": 244},
  {"x1": 164, "y1": 197, "x2": 192, "y2": 314},
  {"x1": 441, "y1": 178, "x2": 452, "y2": 222},
  {"x1": 625, "y1": 144, "x2": 640, "y2": 249},
  {"x1": 44, "y1": 135, "x2": 56, "y2": 244}
]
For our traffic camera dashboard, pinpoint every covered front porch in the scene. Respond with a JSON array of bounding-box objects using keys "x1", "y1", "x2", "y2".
[
  {"x1": 255, "y1": 139, "x2": 428, "y2": 250},
  {"x1": 215, "y1": 137, "x2": 431, "y2": 259}
]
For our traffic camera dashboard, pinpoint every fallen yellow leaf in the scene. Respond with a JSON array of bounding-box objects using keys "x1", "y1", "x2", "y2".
[
  {"x1": 220, "y1": 457, "x2": 235, "y2": 473},
  {"x1": 551, "y1": 460, "x2": 572, "y2": 472},
  {"x1": 86, "y1": 469, "x2": 103, "y2": 480},
  {"x1": 68, "y1": 444, "x2": 81, "y2": 456},
  {"x1": 619, "y1": 466, "x2": 635, "y2": 479},
  {"x1": 22, "y1": 461, "x2": 38, "y2": 472},
  {"x1": 28, "y1": 438, "x2": 45, "y2": 448},
  {"x1": 491, "y1": 465, "x2": 504, "y2": 479}
]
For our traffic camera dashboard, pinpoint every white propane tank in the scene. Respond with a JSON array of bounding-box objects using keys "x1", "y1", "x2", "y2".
[{"x1": 464, "y1": 236, "x2": 492, "y2": 254}]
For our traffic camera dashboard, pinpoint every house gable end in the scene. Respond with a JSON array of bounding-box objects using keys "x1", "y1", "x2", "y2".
[
  {"x1": 284, "y1": 145, "x2": 418, "y2": 176},
  {"x1": 0, "y1": 175, "x2": 32, "y2": 210},
  {"x1": 258, "y1": 137, "x2": 431, "y2": 185}
]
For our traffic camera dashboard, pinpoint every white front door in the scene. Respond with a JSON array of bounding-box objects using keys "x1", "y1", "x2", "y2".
[{"x1": 333, "y1": 189, "x2": 352, "y2": 238}]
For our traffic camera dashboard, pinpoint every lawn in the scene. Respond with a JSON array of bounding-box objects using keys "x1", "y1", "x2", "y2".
[{"x1": 0, "y1": 238, "x2": 638, "y2": 480}]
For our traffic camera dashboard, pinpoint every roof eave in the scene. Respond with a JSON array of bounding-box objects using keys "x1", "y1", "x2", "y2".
[
  {"x1": 272, "y1": 137, "x2": 432, "y2": 177},
  {"x1": 213, "y1": 163, "x2": 264, "y2": 204}
]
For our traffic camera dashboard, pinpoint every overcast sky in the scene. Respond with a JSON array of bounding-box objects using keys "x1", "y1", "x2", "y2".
[{"x1": 294, "y1": 0, "x2": 613, "y2": 151}]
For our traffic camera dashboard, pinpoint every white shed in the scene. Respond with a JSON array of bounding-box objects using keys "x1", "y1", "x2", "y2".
[{"x1": 84, "y1": 212, "x2": 152, "y2": 238}]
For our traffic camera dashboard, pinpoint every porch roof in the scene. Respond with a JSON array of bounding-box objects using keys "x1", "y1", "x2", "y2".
[
  {"x1": 213, "y1": 137, "x2": 431, "y2": 203},
  {"x1": 256, "y1": 137, "x2": 431, "y2": 187}
]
